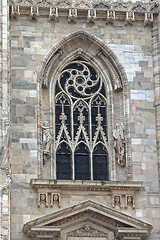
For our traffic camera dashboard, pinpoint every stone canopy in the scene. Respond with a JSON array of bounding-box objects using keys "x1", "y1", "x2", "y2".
[{"x1": 23, "y1": 200, "x2": 152, "y2": 239}]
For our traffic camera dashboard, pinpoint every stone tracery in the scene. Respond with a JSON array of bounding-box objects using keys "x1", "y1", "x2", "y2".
[{"x1": 37, "y1": 31, "x2": 131, "y2": 180}]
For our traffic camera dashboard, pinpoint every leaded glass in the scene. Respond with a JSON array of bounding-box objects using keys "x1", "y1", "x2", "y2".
[{"x1": 54, "y1": 58, "x2": 109, "y2": 180}]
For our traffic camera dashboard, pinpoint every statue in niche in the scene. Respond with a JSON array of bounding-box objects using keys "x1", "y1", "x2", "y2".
[
  {"x1": 42, "y1": 121, "x2": 51, "y2": 155},
  {"x1": 113, "y1": 123, "x2": 125, "y2": 166}
]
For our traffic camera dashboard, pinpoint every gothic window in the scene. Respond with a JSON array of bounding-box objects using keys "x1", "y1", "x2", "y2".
[{"x1": 55, "y1": 58, "x2": 109, "y2": 180}]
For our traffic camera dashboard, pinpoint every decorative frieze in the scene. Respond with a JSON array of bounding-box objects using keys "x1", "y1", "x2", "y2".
[{"x1": 9, "y1": 1, "x2": 159, "y2": 23}]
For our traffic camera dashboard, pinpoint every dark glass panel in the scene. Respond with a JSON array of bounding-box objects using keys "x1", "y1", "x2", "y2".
[
  {"x1": 75, "y1": 143, "x2": 90, "y2": 180},
  {"x1": 56, "y1": 143, "x2": 72, "y2": 180},
  {"x1": 93, "y1": 144, "x2": 108, "y2": 180}
]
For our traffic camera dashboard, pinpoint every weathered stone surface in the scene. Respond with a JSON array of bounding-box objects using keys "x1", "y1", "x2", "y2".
[{"x1": 0, "y1": 0, "x2": 160, "y2": 240}]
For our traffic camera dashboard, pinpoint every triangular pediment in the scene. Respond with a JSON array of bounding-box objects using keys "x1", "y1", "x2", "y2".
[{"x1": 23, "y1": 200, "x2": 152, "y2": 239}]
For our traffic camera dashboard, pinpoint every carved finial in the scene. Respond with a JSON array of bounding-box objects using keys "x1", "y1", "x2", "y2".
[
  {"x1": 96, "y1": 114, "x2": 103, "y2": 126},
  {"x1": 78, "y1": 113, "x2": 85, "y2": 125},
  {"x1": 59, "y1": 113, "x2": 67, "y2": 124}
]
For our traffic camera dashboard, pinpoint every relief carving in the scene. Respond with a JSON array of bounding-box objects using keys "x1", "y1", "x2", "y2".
[
  {"x1": 67, "y1": 224, "x2": 108, "y2": 237},
  {"x1": 113, "y1": 123, "x2": 125, "y2": 166},
  {"x1": 51, "y1": 193, "x2": 61, "y2": 208},
  {"x1": 125, "y1": 195, "x2": 135, "y2": 209},
  {"x1": 112, "y1": 195, "x2": 122, "y2": 208},
  {"x1": 75, "y1": 0, "x2": 91, "y2": 9},
  {"x1": 11, "y1": 5, "x2": 20, "y2": 19},
  {"x1": 38, "y1": 193, "x2": 48, "y2": 207}
]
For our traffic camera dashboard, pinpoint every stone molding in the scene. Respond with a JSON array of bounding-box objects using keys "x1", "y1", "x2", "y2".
[
  {"x1": 23, "y1": 200, "x2": 152, "y2": 239},
  {"x1": 9, "y1": 1, "x2": 159, "y2": 24},
  {"x1": 32, "y1": 179, "x2": 141, "y2": 209},
  {"x1": 31, "y1": 179, "x2": 143, "y2": 191},
  {"x1": 9, "y1": 0, "x2": 159, "y2": 13},
  {"x1": 115, "y1": 228, "x2": 149, "y2": 240},
  {"x1": 37, "y1": 30, "x2": 132, "y2": 181}
]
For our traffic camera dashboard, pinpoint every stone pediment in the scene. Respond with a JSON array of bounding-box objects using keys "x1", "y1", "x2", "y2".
[{"x1": 23, "y1": 200, "x2": 152, "y2": 239}]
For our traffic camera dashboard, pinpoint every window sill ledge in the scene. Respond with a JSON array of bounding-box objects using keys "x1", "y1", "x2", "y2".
[{"x1": 30, "y1": 179, "x2": 142, "y2": 191}]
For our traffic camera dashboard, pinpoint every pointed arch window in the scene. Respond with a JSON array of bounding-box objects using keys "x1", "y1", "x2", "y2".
[{"x1": 54, "y1": 58, "x2": 109, "y2": 181}]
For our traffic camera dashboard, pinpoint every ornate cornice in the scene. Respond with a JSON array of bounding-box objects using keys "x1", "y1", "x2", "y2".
[
  {"x1": 31, "y1": 179, "x2": 142, "y2": 191},
  {"x1": 9, "y1": 0, "x2": 159, "y2": 23},
  {"x1": 9, "y1": 0, "x2": 159, "y2": 12}
]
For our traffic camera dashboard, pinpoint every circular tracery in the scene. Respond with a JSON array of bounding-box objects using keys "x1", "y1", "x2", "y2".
[{"x1": 59, "y1": 60, "x2": 101, "y2": 99}]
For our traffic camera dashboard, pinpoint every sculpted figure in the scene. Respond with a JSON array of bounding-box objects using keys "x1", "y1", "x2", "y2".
[
  {"x1": 42, "y1": 121, "x2": 51, "y2": 154},
  {"x1": 113, "y1": 123, "x2": 125, "y2": 166}
]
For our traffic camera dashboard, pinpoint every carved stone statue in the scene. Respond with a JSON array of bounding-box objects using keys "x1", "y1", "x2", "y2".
[
  {"x1": 42, "y1": 121, "x2": 51, "y2": 155},
  {"x1": 113, "y1": 123, "x2": 125, "y2": 166}
]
